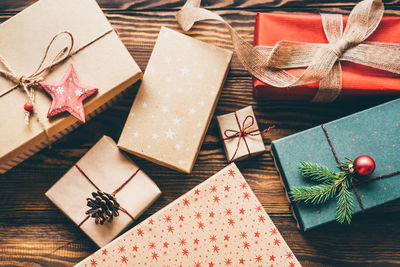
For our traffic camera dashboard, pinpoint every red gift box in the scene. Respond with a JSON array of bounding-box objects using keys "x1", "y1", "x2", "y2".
[{"x1": 253, "y1": 13, "x2": 400, "y2": 101}]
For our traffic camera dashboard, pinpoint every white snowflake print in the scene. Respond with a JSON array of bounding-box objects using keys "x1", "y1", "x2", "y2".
[
  {"x1": 178, "y1": 160, "x2": 183, "y2": 165},
  {"x1": 152, "y1": 133, "x2": 159, "y2": 140},
  {"x1": 56, "y1": 86, "x2": 64, "y2": 95},
  {"x1": 166, "y1": 77, "x2": 172, "y2": 83},
  {"x1": 142, "y1": 102, "x2": 148, "y2": 108},
  {"x1": 164, "y1": 57, "x2": 172, "y2": 64},
  {"x1": 165, "y1": 128, "x2": 175, "y2": 139},
  {"x1": 75, "y1": 88, "x2": 83, "y2": 97},
  {"x1": 162, "y1": 106, "x2": 169, "y2": 113},
  {"x1": 173, "y1": 117, "x2": 181, "y2": 125},
  {"x1": 197, "y1": 122, "x2": 202, "y2": 127},
  {"x1": 189, "y1": 108, "x2": 196, "y2": 115},
  {"x1": 197, "y1": 73, "x2": 204, "y2": 79},
  {"x1": 133, "y1": 131, "x2": 139, "y2": 137},
  {"x1": 175, "y1": 144, "x2": 181, "y2": 150},
  {"x1": 180, "y1": 66, "x2": 190, "y2": 76},
  {"x1": 199, "y1": 101, "x2": 205, "y2": 107},
  {"x1": 177, "y1": 88, "x2": 183, "y2": 93},
  {"x1": 130, "y1": 112, "x2": 135, "y2": 117}
]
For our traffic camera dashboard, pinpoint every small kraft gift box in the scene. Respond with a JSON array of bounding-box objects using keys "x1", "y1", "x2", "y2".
[
  {"x1": 0, "y1": 0, "x2": 142, "y2": 174},
  {"x1": 118, "y1": 27, "x2": 232, "y2": 173},
  {"x1": 271, "y1": 98, "x2": 400, "y2": 231},
  {"x1": 46, "y1": 136, "x2": 161, "y2": 247},
  {"x1": 77, "y1": 163, "x2": 301, "y2": 267}
]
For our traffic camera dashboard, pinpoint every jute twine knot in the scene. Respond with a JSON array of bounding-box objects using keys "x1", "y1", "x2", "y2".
[{"x1": 330, "y1": 39, "x2": 354, "y2": 58}]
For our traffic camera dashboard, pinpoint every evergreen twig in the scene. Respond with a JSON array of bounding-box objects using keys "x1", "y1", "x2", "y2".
[
  {"x1": 299, "y1": 162, "x2": 339, "y2": 182},
  {"x1": 336, "y1": 180, "x2": 354, "y2": 224}
]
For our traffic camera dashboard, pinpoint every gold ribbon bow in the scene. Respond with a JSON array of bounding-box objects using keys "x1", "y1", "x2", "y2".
[{"x1": 177, "y1": 0, "x2": 400, "y2": 102}]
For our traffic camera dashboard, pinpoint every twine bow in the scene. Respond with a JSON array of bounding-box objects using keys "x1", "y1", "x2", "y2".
[
  {"x1": 223, "y1": 112, "x2": 274, "y2": 162},
  {"x1": 177, "y1": 0, "x2": 400, "y2": 102}
]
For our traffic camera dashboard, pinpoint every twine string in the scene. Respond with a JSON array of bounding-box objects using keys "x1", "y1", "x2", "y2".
[{"x1": 75, "y1": 163, "x2": 137, "y2": 227}]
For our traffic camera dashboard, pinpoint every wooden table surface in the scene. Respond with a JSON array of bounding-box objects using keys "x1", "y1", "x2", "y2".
[{"x1": 1, "y1": 0, "x2": 400, "y2": 266}]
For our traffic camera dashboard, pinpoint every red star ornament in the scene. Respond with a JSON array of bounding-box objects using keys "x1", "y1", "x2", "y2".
[{"x1": 39, "y1": 64, "x2": 97, "y2": 123}]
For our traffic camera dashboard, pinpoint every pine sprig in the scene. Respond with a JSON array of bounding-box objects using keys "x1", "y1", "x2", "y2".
[
  {"x1": 290, "y1": 161, "x2": 356, "y2": 224},
  {"x1": 299, "y1": 162, "x2": 339, "y2": 183}
]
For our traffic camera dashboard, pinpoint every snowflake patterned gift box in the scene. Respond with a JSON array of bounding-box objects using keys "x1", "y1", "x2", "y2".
[
  {"x1": 46, "y1": 136, "x2": 161, "y2": 247},
  {"x1": 271, "y1": 98, "x2": 400, "y2": 231},
  {"x1": 118, "y1": 26, "x2": 232, "y2": 173},
  {"x1": 77, "y1": 163, "x2": 300, "y2": 267},
  {"x1": 0, "y1": 0, "x2": 142, "y2": 174},
  {"x1": 217, "y1": 106, "x2": 268, "y2": 162}
]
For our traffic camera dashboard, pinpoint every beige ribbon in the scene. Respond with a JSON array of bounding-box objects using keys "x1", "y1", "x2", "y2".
[{"x1": 176, "y1": 0, "x2": 400, "y2": 102}]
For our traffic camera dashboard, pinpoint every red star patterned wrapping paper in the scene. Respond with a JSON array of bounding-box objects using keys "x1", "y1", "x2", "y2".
[
  {"x1": 77, "y1": 163, "x2": 301, "y2": 267},
  {"x1": 0, "y1": 0, "x2": 142, "y2": 174},
  {"x1": 118, "y1": 27, "x2": 232, "y2": 173}
]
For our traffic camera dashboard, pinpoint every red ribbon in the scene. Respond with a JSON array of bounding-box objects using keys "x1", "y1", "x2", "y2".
[
  {"x1": 75, "y1": 164, "x2": 139, "y2": 227},
  {"x1": 320, "y1": 124, "x2": 400, "y2": 213},
  {"x1": 223, "y1": 112, "x2": 275, "y2": 162}
]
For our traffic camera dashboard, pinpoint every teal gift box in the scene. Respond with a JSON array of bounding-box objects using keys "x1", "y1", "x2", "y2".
[{"x1": 271, "y1": 99, "x2": 400, "y2": 231}]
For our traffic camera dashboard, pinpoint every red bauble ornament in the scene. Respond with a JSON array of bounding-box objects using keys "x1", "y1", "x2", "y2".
[
  {"x1": 354, "y1": 155, "x2": 375, "y2": 176},
  {"x1": 24, "y1": 102, "x2": 33, "y2": 112}
]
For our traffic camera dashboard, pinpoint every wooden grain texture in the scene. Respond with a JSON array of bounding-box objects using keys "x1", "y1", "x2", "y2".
[{"x1": 0, "y1": 0, "x2": 400, "y2": 266}]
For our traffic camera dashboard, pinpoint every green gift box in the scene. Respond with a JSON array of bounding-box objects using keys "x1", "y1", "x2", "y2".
[{"x1": 271, "y1": 98, "x2": 400, "y2": 231}]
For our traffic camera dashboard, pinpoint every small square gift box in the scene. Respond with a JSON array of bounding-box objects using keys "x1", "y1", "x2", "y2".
[
  {"x1": 46, "y1": 136, "x2": 161, "y2": 247},
  {"x1": 217, "y1": 106, "x2": 274, "y2": 162}
]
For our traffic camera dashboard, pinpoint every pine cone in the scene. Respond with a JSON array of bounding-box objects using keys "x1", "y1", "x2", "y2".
[{"x1": 85, "y1": 191, "x2": 120, "y2": 225}]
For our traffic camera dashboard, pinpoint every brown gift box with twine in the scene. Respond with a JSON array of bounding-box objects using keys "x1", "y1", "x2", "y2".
[
  {"x1": 217, "y1": 106, "x2": 274, "y2": 162},
  {"x1": 46, "y1": 136, "x2": 161, "y2": 247},
  {"x1": 0, "y1": 0, "x2": 142, "y2": 174}
]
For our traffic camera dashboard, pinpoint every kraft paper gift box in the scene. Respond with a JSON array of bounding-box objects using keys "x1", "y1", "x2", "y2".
[
  {"x1": 46, "y1": 136, "x2": 161, "y2": 247},
  {"x1": 117, "y1": 27, "x2": 232, "y2": 173},
  {"x1": 253, "y1": 13, "x2": 400, "y2": 101},
  {"x1": 0, "y1": 0, "x2": 142, "y2": 174},
  {"x1": 77, "y1": 163, "x2": 300, "y2": 267},
  {"x1": 217, "y1": 106, "x2": 266, "y2": 162},
  {"x1": 271, "y1": 98, "x2": 400, "y2": 231}
]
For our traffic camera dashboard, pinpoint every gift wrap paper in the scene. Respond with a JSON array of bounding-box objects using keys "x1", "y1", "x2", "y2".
[
  {"x1": 0, "y1": 0, "x2": 142, "y2": 174},
  {"x1": 46, "y1": 136, "x2": 161, "y2": 247},
  {"x1": 272, "y1": 98, "x2": 400, "y2": 231},
  {"x1": 77, "y1": 163, "x2": 300, "y2": 267},
  {"x1": 118, "y1": 27, "x2": 232, "y2": 173},
  {"x1": 253, "y1": 13, "x2": 400, "y2": 100},
  {"x1": 217, "y1": 106, "x2": 265, "y2": 162}
]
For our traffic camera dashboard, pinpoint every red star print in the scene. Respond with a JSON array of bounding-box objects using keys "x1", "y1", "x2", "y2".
[
  {"x1": 224, "y1": 235, "x2": 230, "y2": 241},
  {"x1": 121, "y1": 255, "x2": 128, "y2": 264},
  {"x1": 210, "y1": 186, "x2": 217, "y2": 192},
  {"x1": 225, "y1": 209, "x2": 232, "y2": 216},
  {"x1": 148, "y1": 219, "x2": 154, "y2": 225},
  {"x1": 164, "y1": 215, "x2": 172, "y2": 222},
  {"x1": 269, "y1": 255, "x2": 276, "y2": 261},
  {"x1": 118, "y1": 246, "x2": 125, "y2": 253},
  {"x1": 151, "y1": 252, "x2": 158, "y2": 261},
  {"x1": 39, "y1": 64, "x2": 97, "y2": 123},
  {"x1": 101, "y1": 249, "x2": 107, "y2": 255},
  {"x1": 195, "y1": 263, "x2": 201, "y2": 267},
  {"x1": 195, "y1": 189, "x2": 200, "y2": 195},
  {"x1": 224, "y1": 185, "x2": 230, "y2": 192},
  {"x1": 254, "y1": 231, "x2": 260, "y2": 238},
  {"x1": 240, "y1": 231, "x2": 247, "y2": 239},
  {"x1": 194, "y1": 238, "x2": 200, "y2": 245},
  {"x1": 132, "y1": 245, "x2": 138, "y2": 252},
  {"x1": 179, "y1": 238, "x2": 186, "y2": 246},
  {"x1": 255, "y1": 255, "x2": 262, "y2": 263},
  {"x1": 183, "y1": 198, "x2": 190, "y2": 206},
  {"x1": 167, "y1": 225, "x2": 174, "y2": 233},
  {"x1": 212, "y1": 245, "x2": 220, "y2": 253},
  {"x1": 179, "y1": 215, "x2": 184, "y2": 221},
  {"x1": 289, "y1": 262, "x2": 295, "y2": 267},
  {"x1": 163, "y1": 242, "x2": 169, "y2": 248},
  {"x1": 273, "y1": 238, "x2": 281, "y2": 246},
  {"x1": 228, "y1": 218, "x2": 235, "y2": 226},
  {"x1": 209, "y1": 262, "x2": 214, "y2": 267},
  {"x1": 198, "y1": 222, "x2": 205, "y2": 229},
  {"x1": 240, "y1": 182, "x2": 247, "y2": 189},
  {"x1": 270, "y1": 228, "x2": 278, "y2": 235},
  {"x1": 239, "y1": 208, "x2": 245, "y2": 214},
  {"x1": 182, "y1": 248, "x2": 189, "y2": 256},
  {"x1": 286, "y1": 252, "x2": 293, "y2": 259},
  {"x1": 256, "y1": 205, "x2": 263, "y2": 212},
  {"x1": 243, "y1": 192, "x2": 250, "y2": 199},
  {"x1": 243, "y1": 241, "x2": 250, "y2": 249},
  {"x1": 209, "y1": 212, "x2": 215, "y2": 218},
  {"x1": 90, "y1": 259, "x2": 97, "y2": 267},
  {"x1": 137, "y1": 229, "x2": 144, "y2": 237},
  {"x1": 239, "y1": 258, "x2": 245, "y2": 264},
  {"x1": 195, "y1": 212, "x2": 202, "y2": 219},
  {"x1": 210, "y1": 235, "x2": 217, "y2": 242},
  {"x1": 148, "y1": 242, "x2": 156, "y2": 249},
  {"x1": 258, "y1": 215, "x2": 265, "y2": 223},
  {"x1": 224, "y1": 258, "x2": 232, "y2": 265},
  {"x1": 228, "y1": 169, "x2": 235, "y2": 177},
  {"x1": 213, "y1": 195, "x2": 220, "y2": 203}
]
